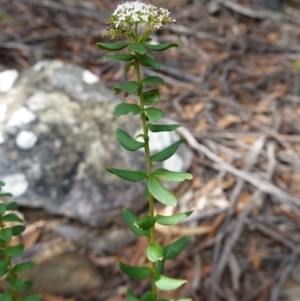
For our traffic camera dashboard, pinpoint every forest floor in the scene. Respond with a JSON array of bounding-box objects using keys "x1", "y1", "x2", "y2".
[{"x1": 1, "y1": 0, "x2": 300, "y2": 301}]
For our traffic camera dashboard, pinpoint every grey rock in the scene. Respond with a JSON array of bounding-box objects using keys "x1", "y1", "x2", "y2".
[{"x1": 0, "y1": 60, "x2": 192, "y2": 226}]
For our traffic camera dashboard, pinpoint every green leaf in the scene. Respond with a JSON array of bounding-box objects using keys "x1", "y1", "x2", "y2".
[
  {"x1": 153, "y1": 169, "x2": 193, "y2": 182},
  {"x1": 13, "y1": 261, "x2": 35, "y2": 273},
  {"x1": 0, "y1": 249, "x2": 5, "y2": 259},
  {"x1": 143, "y1": 89, "x2": 160, "y2": 106},
  {"x1": 0, "y1": 292, "x2": 13, "y2": 301},
  {"x1": 144, "y1": 108, "x2": 164, "y2": 122},
  {"x1": 155, "y1": 211, "x2": 193, "y2": 226},
  {"x1": 147, "y1": 243, "x2": 165, "y2": 262},
  {"x1": 138, "y1": 54, "x2": 160, "y2": 69},
  {"x1": 10, "y1": 277, "x2": 26, "y2": 290},
  {"x1": 164, "y1": 237, "x2": 190, "y2": 260},
  {"x1": 147, "y1": 124, "x2": 181, "y2": 133},
  {"x1": 129, "y1": 43, "x2": 147, "y2": 54},
  {"x1": 123, "y1": 208, "x2": 150, "y2": 237},
  {"x1": 155, "y1": 275, "x2": 186, "y2": 291},
  {"x1": 106, "y1": 168, "x2": 147, "y2": 182},
  {"x1": 116, "y1": 128, "x2": 144, "y2": 151},
  {"x1": 0, "y1": 182, "x2": 4, "y2": 187},
  {"x1": 147, "y1": 175, "x2": 177, "y2": 207},
  {"x1": 114, "y1": 81, "x2": 139, "y2": 95},
  {"x1": 21, "y1": 295, "x2": 42, "y2": 301},
  {"x1": 119, "y1": 262, "x2": 152, "y2": 280},
  {"x1": 141, "y1": 291, "x2": 156, "y2": 301},
  {"x1": 3, "y1": 213, "x2": 23, "y2": 223},
  {"x1": 134, "y1": 215, "x2": 156, "y2": 230},
  {"x1": 0, "y1": 228, "x2": 12, "y2": 242},
  {"x1": 11, "y1": 225, "x2": 25, "y2": 236},
  {"x1": 146, "y1": 43, "x2": 179, "y2": 51},
  {"x1": 141, "y1": 76, "x2": 164, "y2": 86},
  {"x1": 125, "y1": 62, "x2": 136, "y2": 72},
  {"x1": 156, "y1": 259, "x2": 165, "y2": 275},
  {"x1": 0, "y1": 259, "x2": 10, "y2": 277},
  {"x1": 6, "y1": 244, "x2": 25, "y2": 257},
  {"x1": 114, "y1": 103, "x2": 141, "y2": 117},
  {"x1": 0, "y1": 203, "x2": 6, "y2": 214},
  {"x1": 0, "y1": 193, "x2": 13, "y2": 198},
  {"x1": 126, "y1": 289, "x2": 139, "y2": 301},
  {"x1": 151, "y1": 139, "x2": 184, "y2": 162},
  {"x1": 6, "y1": 202, "x2": 17, "y2": 210},
  {"x1": 96, "y1": 42, "x2": 129, "y2": 51},
  {"x1": 104, "y1": 54, "x2": 135, "y2": 62}
]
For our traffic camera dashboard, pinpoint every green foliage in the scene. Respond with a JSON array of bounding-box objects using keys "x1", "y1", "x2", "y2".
[
  {"x1": 154, "y1": 275, "x2": 186, "y2": 291},
  {"x1": 123, "y1": 208, "x2": 150, "y2": 237},
  {"x1": 0, "y1": 182, "x2": 41, "y2": 301},
  {"x1": 106, "y1": 168, "x2": 147, "y2": 182},
  {"x1": 98, "y1": 4, "x2": 193, "y2": 299},
  {"x1": 119, "y1": 262, "x2": 152, "y2": 280},
  {"x1": 151, "y1": 139, "x2": 184, "y2": 162}
]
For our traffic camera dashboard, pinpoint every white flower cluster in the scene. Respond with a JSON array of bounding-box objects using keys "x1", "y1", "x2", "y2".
[{"x1": 111, "y1": 1, "x2": 176, "y2": 29}]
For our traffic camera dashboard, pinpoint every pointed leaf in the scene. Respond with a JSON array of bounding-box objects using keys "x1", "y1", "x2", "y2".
[
  {"x1": 151, "y1": 139, "x2": 184, "y2": 162},
  {"x1": 155, "y1": 275, "x2": 186, "y2": 291},
  {"x1": 114, "y1": 103, "x2": 141, "y2": 117},
  {"x1": 3, "y1": 213, "x2": 23, "y2": 223},
  {"x1": 11, "y1": 225, "x2": 25, "y2": 236},
  {"x1": 106, "y1": 168, "x2": 147, "y2": 182},
  {"x1": 153, "y1": 169, "x2": 193, "y2": 182},
  {"x1": 119, "y1": 262, "x2": 152, "y2": 280},
  {"x1": 97, "y1": 42, "x2": 129, "y2": 51},
  {"x1": 0, "y1": 228, "x2": 12, "y2": 242},
  {"x1": 116, "y1": 128, "x2": 144, "y2": 151},
  {"x1": 0, "y1": 193, "x2": 13, "y2": 198},
  {"x1": 164, "y1": 237, "x2": 190, "y2": 260},
  {"x1": 125, "y1": 62, "x2": 136, "y2": 72},
  {"x1": 141, "y1": 76, "x2": 164, "y2": 86},
  {"x1": 138, "y1": 54, "x2": 160, "y2": 69},
  {"x1": 155, "y1": 211, "x2": 193, "y2": 226},
  {"x1": 6, "y1": 202, "x2": 17, "y2": 210},
  {"x1": 114, "y1": 81, "x2": 139, "y2": 95},
  {"x1": 147, "y1": 175, "x2": 177, "y2": 207},
  {"x1": 156, "y1": 259, "x2": 165, "y2": 275},
  {"x1": 0, "y1": 203, "x2": 6, "y2": 214},
  {"x1": 141, "y1": 292, "x2": 155, "y2": 301},
  {"x1": 0, "y1": 259, "x2": 10, "y2": 276},
  {"x1": 13, "y1": 261, "x2": 35, "y2": 273},
  {"x1": 0, "y1": 292, "x2": 13, "y2": 301},
  {"x1": 143, "y1": 89, "x2": 160, "y2": 106},
  {"x1": 6, "y1": 244, "x2": 25, "y2": 257},
  {"x1": 129, "y1": 43, "x2": 147, "y2": 54},
  {"x1": 144, "y1": 108, "x2": 164, "y2": 122},
  {"x1": 126, "y1": 289, "x2": 139, "y2": 301},
  {"x1": 104, "y1": 54, "x2": 135, "y2": 61},
  {"x1": 147, "y1": 124, "x2": 181, "y2": 132},
  {"x1": 146, "y1": 43, "x2": 179, "y2": 51},
  {"x1": 134, "y1": 215, "x2": 156, "y2": 230},
  {"x1": 147, "y1": 243, "x2": 165, "y2": 262},
  {"x1": 123, "y1": 208, "x2": 150, "y2": 237}
]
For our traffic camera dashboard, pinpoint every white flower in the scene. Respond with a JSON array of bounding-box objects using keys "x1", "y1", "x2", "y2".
[{"x1": 108, "y1": 1, "x2": 175, "y2": 31}]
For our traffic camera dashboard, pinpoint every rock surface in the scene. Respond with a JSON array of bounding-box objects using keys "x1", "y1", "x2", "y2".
[{"x1": 0, "y1": 60, "x2": 192, "y2": 226}]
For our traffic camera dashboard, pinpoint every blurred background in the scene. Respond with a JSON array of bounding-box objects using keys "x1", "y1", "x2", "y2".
[{"x1": 1, "y1": 0, "x2": 300, "y2": 301}]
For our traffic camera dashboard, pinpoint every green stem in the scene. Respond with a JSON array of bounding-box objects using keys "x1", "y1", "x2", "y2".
[{"x1": 135, "y1": 58, "x2": 157, "y2": 299}]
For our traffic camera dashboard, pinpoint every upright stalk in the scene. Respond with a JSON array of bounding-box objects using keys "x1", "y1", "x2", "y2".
[
  {"x1": 135, "y1": 58, "x2": 157, "y2": 297},
  {"x1": 99, "y1": 2, "x2": 193, "y2": 300}
]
